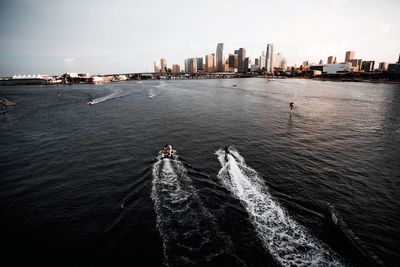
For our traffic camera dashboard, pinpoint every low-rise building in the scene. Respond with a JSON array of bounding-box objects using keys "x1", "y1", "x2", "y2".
[{"x1": 309, "y1": 63, "x2": 351, "y2": 75}]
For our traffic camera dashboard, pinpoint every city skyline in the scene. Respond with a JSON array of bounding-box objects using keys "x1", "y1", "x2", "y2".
[{"x1": 0, "y1": 0, "x2": 399, "y2": 76}]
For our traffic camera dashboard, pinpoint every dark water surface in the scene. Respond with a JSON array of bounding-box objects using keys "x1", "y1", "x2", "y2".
[{"x1": 1, "y1": 79, "x2": 399, "y2": 266}]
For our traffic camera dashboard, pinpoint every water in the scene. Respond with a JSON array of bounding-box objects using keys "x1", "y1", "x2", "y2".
[{"x1": 0, "y1": 79, "x2": 399, "y2": 267}]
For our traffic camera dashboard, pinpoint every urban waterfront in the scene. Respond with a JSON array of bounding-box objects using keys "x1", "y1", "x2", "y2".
[{"x1": 1, "y1": 78, "x2": 399, "y2": 266}]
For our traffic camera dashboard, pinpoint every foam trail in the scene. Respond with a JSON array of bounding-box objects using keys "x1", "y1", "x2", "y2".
[
  {"x1": 151, "y1": 156, "x2": 243, "y2": 267},
  {"x1": 216, "y1": 148, "x2": 346, "y2": 267},
  {"x1": 89, "y1": 88, "x2": 126, "y2": 105}
]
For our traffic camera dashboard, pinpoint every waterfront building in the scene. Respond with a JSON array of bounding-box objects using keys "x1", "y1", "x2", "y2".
[
  {"x1": 251, "y1": 64, "x2": 258, "y2": 72},
  {"x1": 319, "y1": 59, "x2": 324, "y2": 64},
  {"x1": 228, "y1": 54, "x2": 235, "y2": 70},
  {"x1": 378, "y1": 62, "x2": 389, "y2": 71},
  {"x1": 244, "y1": 57, "x2": 249, "y2": 74},
  {"x1": 309, "y1": 63, "x2": 351, "y2": 75},
  {"x1": 348, "y1": 59, "x2": 362, "y2": 71},
  {"x1": 205, "y1": 54, "x2": 215, "y2": 73},
  {"x1": 265, "y1": 44, "x2": 274, "y2": 73},
  {"x1": 172, "y1": 64, "x2": 180, "y2": 74},
  {"x1": 274, "y1": 53, "x2": 282, "y2": 68},
  {"x1": 160, "y1": 58, "x2": 167, "y2": 73},
  {"x1": 259, "y1": 51, "x2": 266, "y2": 70},
  {"x1": 388, "y1": 62, "x2": 400, "y2": 74},
  {"x1": 345, "y1": 51, "x2": 355, "y2": 62},
  {"x1": 154, "y1": 60, "x2": 161, "y2": 73},
  {"x1": 378, "y1": 62, "x2": 388, "y2": 72},
  {"x1": 361, "y1": 61, "x2": 375, "y2": 72},
  {"x1": 281, "y1": 58, "x2": 287, "y2": 70},
  {"x1": 238, "y1": 48, "x2": 246, "y2": 73},
  {"x1": 216, "y1": 43, "x2": 224, "y2": 72},
  {"x1": 196, "y1": 57, "x2": 203, "y2": 71},
  {"x1": 327, "y1": 56, "x2": 336, "y2": 64},
  {"x1": 184, "y1": 58, "x2": 197, "y2": 73},
  {"x1": 255, "y1": 58, "x2": 259, "y2": 67}
]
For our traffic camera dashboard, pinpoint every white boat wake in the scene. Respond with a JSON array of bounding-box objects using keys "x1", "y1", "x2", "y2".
[
  {"x1": 151, "y1": 156, "x2": 243, "y2": 267},
  {"x1": 87, "y1": 88, "x2": 126, "y2": 105},
  {"x1": 215, "y1": 147, "x2": 346, "y2": 267}
]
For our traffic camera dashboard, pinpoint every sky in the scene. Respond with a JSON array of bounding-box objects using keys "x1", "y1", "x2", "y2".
[{"x1": 0, "y1": 0, "x2": 399, "y2": 76}]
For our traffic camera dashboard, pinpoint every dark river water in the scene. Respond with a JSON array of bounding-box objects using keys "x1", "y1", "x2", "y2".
[{"x1": 0, "y1": 78, "x2": 399, "y2": 267}]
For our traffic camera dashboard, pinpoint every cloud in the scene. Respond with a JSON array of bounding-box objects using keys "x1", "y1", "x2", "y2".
[{"x1": 63, "y1": 57, "x2": 75, "y2": 66}]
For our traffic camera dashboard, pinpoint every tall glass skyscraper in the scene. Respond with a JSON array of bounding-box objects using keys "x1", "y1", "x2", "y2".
[
  {"x1": 238, "y1": 48, "x2": 246, "y2": 73},
  {"x1": 265, "y1": 44, "x2": 274, "y2": 73},
  {"x1": 216, "y1": 43, "x2": 224, "y2": 72}
]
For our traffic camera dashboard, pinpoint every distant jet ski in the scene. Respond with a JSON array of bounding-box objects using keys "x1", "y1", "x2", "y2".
[
  {"x1": 87, "y1": 95, "x2": 95, "y2": 105},
  {"x1": 160, "y1": 144, "x2": 176, "y2": 159}
]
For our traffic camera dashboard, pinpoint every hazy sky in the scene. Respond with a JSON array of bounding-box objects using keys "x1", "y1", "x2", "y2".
[{"x1": 0, "y1": 0, "x2": 399, "y2": 76}]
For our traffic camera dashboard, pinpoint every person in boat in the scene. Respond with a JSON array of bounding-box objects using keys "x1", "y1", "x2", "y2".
[
  {"x1": 162, "y1": 145, "x2": 172, "y2": 157},
  {"x1": 289, "y1": 102, "x2": 294, "y2": 111}
]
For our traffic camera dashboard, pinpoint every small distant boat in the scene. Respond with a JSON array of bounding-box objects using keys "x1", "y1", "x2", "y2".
[{"x1": 160, "y1": 144, "x2": 176, "y2": 159}]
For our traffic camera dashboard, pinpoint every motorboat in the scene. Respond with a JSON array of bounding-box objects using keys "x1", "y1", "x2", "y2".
[{"x1": 160, "y1": 144, "x2": 176, "y2": 159}]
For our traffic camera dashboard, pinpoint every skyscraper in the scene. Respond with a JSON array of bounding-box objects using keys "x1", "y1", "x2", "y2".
[
  {"x1": 265, "y1": 44, "x2": 274, "y2": 73},
  {"x1": 327, "y1": 56, "x2": 336, "y2": 64},
  {"x1": 259, "y1": 51, "x2": 266, "y2": 71},
  {"x1": 172, "y1": 64, "x2": 180, "y2": 74},
  {"x1": 345, "y1": 51, "x2": 355, "y2": 62},
  {"x1": 244, "y1": 57, "x2": 249, "y2": 74},
  {"x1": 184, "y1": 58, "x2": 197, "y2": 73},
  {"x1": 216, "y1": 43, "x2": 224, "y2": 72},
  {"x1": 160, "y1": 58, "x2": 167, "y2": 73},
  {"x1": 238, "y1": 48, "x2": 246, "y2": 73},
  {"x1": 361, "y1": 61, "x2": 375, "y2": 72},
  {"x1": 154, "y1": 60, "x2": 161, "y2": 73},
  {"x1": 205, "y1": 54, "x2": 215, "y2": 73},
  {"x1": 196, "y1": 57, "x2": 203, "y2": 71}
]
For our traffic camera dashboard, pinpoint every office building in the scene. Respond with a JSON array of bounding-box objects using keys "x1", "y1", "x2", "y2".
[
  {"x1": 361, "y1": 61, "x2": 375, "y2": 72},
  {"x1": 196, "y1": 57, "x2": 203, "y2": 71},
  {"x1": 348, "y1": 59, "x2": 362, "y2": 71},
  {"x1": 216, "y1": 43, "x2": 224, "y2": 72},
  {"x1": 238, "y1": 48, "x2": 246, "y2": 73},
  {"x1": 265, "y1": 44, "x2": 274, "y2": 72},
  {"x1": 172, "y1": 64, "x2": 180, "y2": 74},
  {"x1": 345, "y1": 51, "x2": 355, "y2": 62},
  {"x1": 259, "y1": 51, "x2": 266, "y2": 70},
  {"x1": 160, "y1": 58, "x2": 167, "y2": 73},
  {"x1": 205, "y1": 54, "x2": 215, "y2": 73},
  {"x1": 184, "y1": 58, "x2": 197, "y2": 74},
  {"x1": 378, "y1": 62, "x2": 388, "y2": 72},
  {"x1": 154, "y1": 60, "x2": 161, "y2": 73},
  {"x1": 244, "y1": 57, "x2": 249, "y2": 73},
  {"x1": 327, "y1": 56, "x2": 336, "y2": 64}
]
